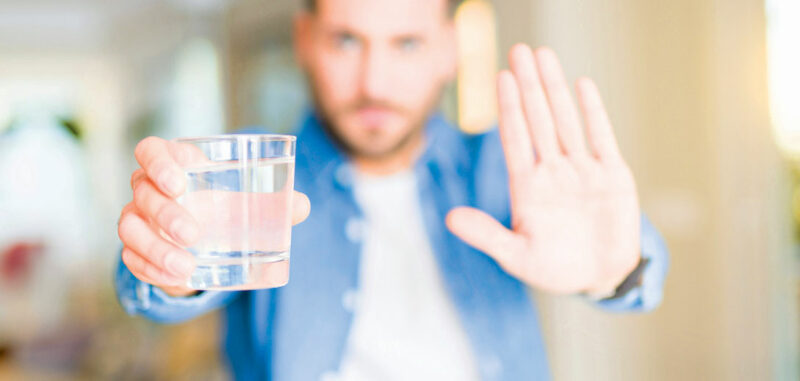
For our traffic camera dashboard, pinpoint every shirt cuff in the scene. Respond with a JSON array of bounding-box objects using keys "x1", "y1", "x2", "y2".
[{"x1": 115, "y1": 253, "x2": 238, "y2": 323}]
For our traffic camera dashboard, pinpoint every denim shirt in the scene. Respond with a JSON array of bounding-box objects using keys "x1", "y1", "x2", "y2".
[{"x1": 115, "y1": 112, "x2": 669, "y2": 381}]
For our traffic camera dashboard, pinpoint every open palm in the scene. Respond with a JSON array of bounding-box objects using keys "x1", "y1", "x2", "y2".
[{"x1": 446, "y1": 45, "x2": 641, "y2": 295}]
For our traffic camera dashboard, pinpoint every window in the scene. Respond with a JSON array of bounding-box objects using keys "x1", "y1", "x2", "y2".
[
  {"x1": 767, "y1": 0, "x2": 800, "y2": 158},
  {"x1": 455, "y1": 0, "x2": 498, "y2": 134}
]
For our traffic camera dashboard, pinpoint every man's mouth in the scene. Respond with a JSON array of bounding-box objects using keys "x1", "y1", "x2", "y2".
[{"x1": 354, "y1": 106, "x2": 395, "y2": 128}]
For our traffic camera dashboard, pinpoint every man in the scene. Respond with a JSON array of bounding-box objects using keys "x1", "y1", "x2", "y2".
[{"x1": 116, "y1": 0, "x2": 669, "y2": 379}]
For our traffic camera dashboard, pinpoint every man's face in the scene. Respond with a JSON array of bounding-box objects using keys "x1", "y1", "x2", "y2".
[{"x1": 295, "y1": 0, "x2": 456, "y2": 159}]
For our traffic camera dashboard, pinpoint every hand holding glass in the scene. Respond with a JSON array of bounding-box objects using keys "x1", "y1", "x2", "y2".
[{"x1": 172, "y1": 135, "x2": 297, "y2": 290}]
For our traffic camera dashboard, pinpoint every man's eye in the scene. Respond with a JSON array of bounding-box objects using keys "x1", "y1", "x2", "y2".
[
  {"x1": 335, "y1": 34, "x2": 359, "y2": 50},
  {"x1": 397, "y1": 37, "x2": 421, "y2": 52}
]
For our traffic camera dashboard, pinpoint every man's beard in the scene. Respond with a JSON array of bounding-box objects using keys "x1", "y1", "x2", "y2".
[{"x1": 309, "y1": 84, "x2": 443, "y2": 161}]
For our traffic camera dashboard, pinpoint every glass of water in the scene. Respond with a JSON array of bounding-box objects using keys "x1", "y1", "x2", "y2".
[{"x1": 171, "y1": 134, "x2": 296, "y2": 290}]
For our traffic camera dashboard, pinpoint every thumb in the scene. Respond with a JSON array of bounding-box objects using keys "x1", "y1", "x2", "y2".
[
  {"x1": 445, "y1": 206, "x2": 522, "y2": 267},
  {"x1": 291, "y1": 191, "x2": 311, "y2": 225}
]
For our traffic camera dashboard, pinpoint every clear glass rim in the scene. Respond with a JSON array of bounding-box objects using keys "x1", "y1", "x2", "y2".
[{"x1": 172, "y1": 134, "x2": 296, "y2": 144}]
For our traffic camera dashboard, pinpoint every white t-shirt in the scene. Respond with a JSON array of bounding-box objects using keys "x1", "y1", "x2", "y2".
[{"x1": 336, "y1": 169, "x2": 480, "y2": 381}]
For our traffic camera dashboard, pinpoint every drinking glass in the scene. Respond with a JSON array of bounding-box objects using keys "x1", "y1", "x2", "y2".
[{"x1": 171, "y1": 134, "x2": 296, "y2": 290}]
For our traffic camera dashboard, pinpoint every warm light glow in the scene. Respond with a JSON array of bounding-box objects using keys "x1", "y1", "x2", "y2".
[
  {"x1": 455, "y1": 0, "x2": 498, "y2": 134},
  {"x1": 767, "y1": 0, "x2": 800, "y2": 159}
]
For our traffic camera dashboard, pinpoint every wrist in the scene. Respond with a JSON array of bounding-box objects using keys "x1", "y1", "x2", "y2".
[{"x1": 585, "y1": 256, "x2": 648, "y2": 300}]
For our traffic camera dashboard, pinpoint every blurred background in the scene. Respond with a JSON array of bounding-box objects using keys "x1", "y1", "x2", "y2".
[{"x1": 0, "y1": 0, "x2": 797, "y2": 379}]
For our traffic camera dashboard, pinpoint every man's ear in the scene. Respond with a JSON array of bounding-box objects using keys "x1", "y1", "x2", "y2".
[{"x1": 293, "y1": 12, "x2": 312, "y2": 69}]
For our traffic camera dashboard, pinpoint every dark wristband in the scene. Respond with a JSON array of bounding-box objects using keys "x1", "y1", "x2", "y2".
[{"x1": 601, "y1": 256, "x2": 650, "y2": 301}]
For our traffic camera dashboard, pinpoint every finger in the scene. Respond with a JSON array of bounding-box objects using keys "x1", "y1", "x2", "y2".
[
  {"x1": 133, "y1": 178, "x2": 200, "y2": 246},
  {"x1": 169, "y1": 140, "x2": 213, "y2": 168},
  {"x1": 134, "y1": 136, "x2": 186, "y2": 197},
  {"x1": 130, "y1": 168, "x2": 146, "y2": 190},
  {"x1": 117, "y1": 211, "x2": 195, "y2": 280},
  {"x1": 292, "y1": 191, "x2": 311, "y2": 225},
  {"x1": 508, "y1": 44, "x2": 559, "y2": 161},
  {"x1": 576, "y1": 77, "x2": 621, "y2": 161},
  {"x1": 497, "y1": 71, "x2": 535, "y2": 175},
  {"x1": 445, "y1": 206, "x2": 524, "y2": 268},
  {"x1": 497, "y1": 71, "x2": 536, "y2": 205},
  {"x1": 119, "y1": 205, "x2": 185, "y2": 287},
  {"x1": 121, "y1": 247, "x2": 185, "y2": 287},
  {"x1": 119, "y1": 202, "x2": 138, "y2": 226},
  {"x1": 533, "y1": 47, "x2": 586, "y2": 155}
]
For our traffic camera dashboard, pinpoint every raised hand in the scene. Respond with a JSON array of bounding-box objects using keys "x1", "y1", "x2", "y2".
[
  {"x1": 446, "y1": 45, "x2": 641, "y2": 296},
  {"x1": 117, "y1": 137, "x2": 311, "y2": 297}
]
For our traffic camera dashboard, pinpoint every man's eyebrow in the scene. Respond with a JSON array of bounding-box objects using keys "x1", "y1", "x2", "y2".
[
  {"x1": 318, "y1": 24, "x2": 364, "y2": 37},
  {"x1": 318, "y1": 24, "x2": 427, "y2": 41},
  {"x1": 391, "y1": 33, "x2": 426, "y2": 42}
]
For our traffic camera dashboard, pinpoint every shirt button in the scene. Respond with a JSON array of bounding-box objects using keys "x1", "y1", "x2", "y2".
[
  {"x1": 345, "y1": 217, "x2": 363, "y2": 243},
  {"x1": 341, "y1": 288, "x2": 359, "y2": 312},
  {"x1": 136, "y1": 282, "x2": 151, "y2": 310}
]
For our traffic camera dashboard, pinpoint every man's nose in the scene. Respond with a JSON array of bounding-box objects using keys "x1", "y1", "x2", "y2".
[{"x1": 359, "y1": 46, "x2": 392, "y2": 101}]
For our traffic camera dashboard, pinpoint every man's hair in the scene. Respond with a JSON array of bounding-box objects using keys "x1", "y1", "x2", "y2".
[{"x1": 303, "y1": 0, "x2": 464, "y2": 18}]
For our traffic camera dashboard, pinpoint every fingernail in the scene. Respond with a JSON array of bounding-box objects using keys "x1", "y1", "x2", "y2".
[
  {"x1": 171, "y1": 217, "x2": 199, "y2": 245},
  {"x1": 165, "y1": 252, "x2": 194, "y2": 277},
  {"x1": 159, "y1": 169, "x2": 184, "y2": 196}
]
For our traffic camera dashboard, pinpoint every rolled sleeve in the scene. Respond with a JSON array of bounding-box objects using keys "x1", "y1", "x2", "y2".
[
  {"x1": 591, "y1": 214, "x2": 669, "y2": 312},
  {"x1": 114, "y1": 251, "x2": 239, "y2": 324}
]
